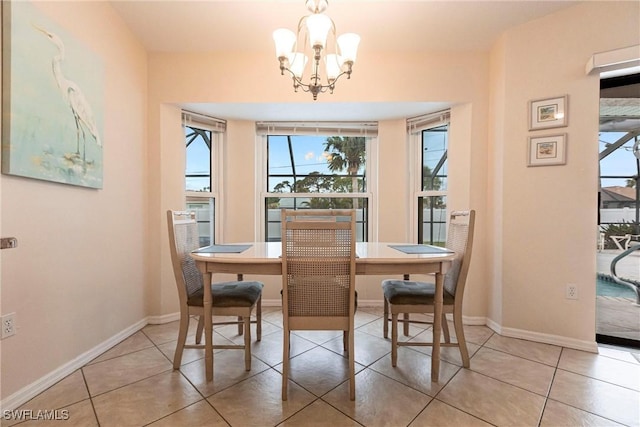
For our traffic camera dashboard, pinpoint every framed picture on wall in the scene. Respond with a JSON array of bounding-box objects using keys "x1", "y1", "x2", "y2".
[
  {"x1": 528, "y1": 134, "x2": 567, "y2": 167},
  {"x1": 529, "y1": 95, "x2": 568, "y2": 130},
  {"x1": 1, "y1": 1, "x2": 104, "y2": 188}
]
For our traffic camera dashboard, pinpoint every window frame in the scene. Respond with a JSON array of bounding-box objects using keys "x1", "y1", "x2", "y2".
[
  {"x1": 183, "y1": 114, "x2": 225, "y2": 244},
  {"x1": 256, "y1": 124, "x2": 378, "y2": 242},
  {"x1": 409, "y1": 111, "x2": 450, "y2": 243}
]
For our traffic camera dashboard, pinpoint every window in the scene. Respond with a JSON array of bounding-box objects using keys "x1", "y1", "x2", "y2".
[
  {"x1": 258, "y1": 122, "x2": 377, "y2": 242},
  {"x1": 185, "y1": 126, "x2": 212, "y2": 192},
  {"x1": 409, "y1": 111, "x2": 450, "y2": 246},
  {"x1": 183, "y1": 112, "x2": 225, "y2": 246}
]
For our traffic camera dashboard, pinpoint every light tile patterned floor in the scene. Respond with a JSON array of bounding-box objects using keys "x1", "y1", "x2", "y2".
[{"x1": 3, "y1": 306, "x2": 639, "y2": 427}]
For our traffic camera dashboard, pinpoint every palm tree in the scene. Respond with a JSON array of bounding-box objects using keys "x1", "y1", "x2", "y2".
[
  {"x1": 324, "y1": 137, "x2": 365, "y2": 190},
  {"x1": 323, "y1": 136, "x2": 366, "y2": 208},
  {"x1": 273, "y1": 180, "x2": 294, "y2": 193}
]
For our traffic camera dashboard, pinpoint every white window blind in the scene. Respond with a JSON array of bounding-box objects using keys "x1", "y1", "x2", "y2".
[
  {"x1": 256, "y1": 121, "x2": 378, "y2": 137},
  {"x1": 406, "y1": 110, "x2": 450, "y2": 134},
  {"x1": 182, "y1": 111, "x2": 226, "y2": 132}
]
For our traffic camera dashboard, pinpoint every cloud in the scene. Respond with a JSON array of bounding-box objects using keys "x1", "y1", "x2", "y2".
[{"x1": 305, "y1": 151, "x2": 314, "y2": 160}]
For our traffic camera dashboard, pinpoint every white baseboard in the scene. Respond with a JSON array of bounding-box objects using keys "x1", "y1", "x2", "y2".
[
  {"x1": 147, "y1": 312, "x2": 180, "y2": 325},
  {"x1": 462, "y1": 315, "x2": 488, "y2": 326},
  {"x1": 262, "y1": 299, "x2": 283, "y2": 307},
  {"x1": 485, "y1": 317, "x2": 502, "y2": 333},
  {"x1": 1, "y1": 308, "x2": 599, "y2": 411},
  {"x1": 1, "y1": 318, "x2": 147, "y2": 412},
  {"x1": 356, "y1": 299, "x2": 384, "y2": 307},
  {"x1": 500, "y1": 326, "x2": 599, "y2": 353},
  {"x1": 486, "y1": 317, "x2": 598, "y2": 353}
]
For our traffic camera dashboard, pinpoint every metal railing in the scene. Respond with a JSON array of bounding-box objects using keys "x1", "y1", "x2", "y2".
[{"x1": 611, "y1": 243, "x2": 640, "y2": 304}]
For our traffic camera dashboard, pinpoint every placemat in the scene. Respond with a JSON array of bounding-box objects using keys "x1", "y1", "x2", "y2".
[
  {"x1": 193, "y1": 244, "x2": 252, "y2": 254},
  {"x1": 388, "y1": 244, "x2": 453, "y2": 254}
]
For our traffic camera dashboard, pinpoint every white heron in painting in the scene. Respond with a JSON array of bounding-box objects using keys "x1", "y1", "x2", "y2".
[{"x1": 33, "y1": 24, "x2": 102, "y2": 171}]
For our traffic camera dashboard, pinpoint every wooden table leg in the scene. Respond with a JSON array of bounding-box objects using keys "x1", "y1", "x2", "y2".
[
  {"x1": 203, "y1": 271, "x2": 213, "y2": 382},
  {"x1": 431, "y1": 271, "x2": 443, "y2": 382}
]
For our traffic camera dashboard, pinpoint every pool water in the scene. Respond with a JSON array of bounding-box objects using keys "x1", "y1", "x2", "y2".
[{"x1": 597, "y1": 276, "x2": 638, "y2": 299}]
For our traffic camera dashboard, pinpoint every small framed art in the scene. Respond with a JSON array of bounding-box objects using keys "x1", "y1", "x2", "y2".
[
  {"x1": 529, "y1": 95, "x2": 568, "y2": 130},
  {"x1": 528, "y1": 134, "x2": 567, "y2": 167}
]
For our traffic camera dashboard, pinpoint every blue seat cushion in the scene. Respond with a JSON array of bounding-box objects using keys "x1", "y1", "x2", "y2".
[
  {"x1": 381, "y1": 280, "x2": 455, "y2": 305},
  {"x1": 188, "y1": 281, "x2": 263, "y2": 307}
]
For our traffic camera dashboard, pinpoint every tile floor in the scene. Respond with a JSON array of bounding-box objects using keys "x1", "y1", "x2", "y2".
[{"x1": 3, "y1": 306, "x2": 640, "y2": 427}]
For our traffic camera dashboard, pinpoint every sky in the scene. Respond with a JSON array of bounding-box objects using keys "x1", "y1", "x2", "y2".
[
  {"x1": 599, "y1": 131, "x2": 637, "y2": 188},
  {"x1": 185, "y1": 128, "x2": 636, "y2": 192},
  {"x1": 268, "y1": 135, "x2": 338, "y2": 177}
]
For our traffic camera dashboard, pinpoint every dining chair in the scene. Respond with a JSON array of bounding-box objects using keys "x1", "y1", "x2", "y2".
[
  {"x1": 280, "y1": 209, "x2": 357, "y2": 401},
  {"x1": 381, "y1": 210, "x2": 476, "y2": 368},
  {"x1": 166, "y1": 210, "x2": 263, "y2": 371}
]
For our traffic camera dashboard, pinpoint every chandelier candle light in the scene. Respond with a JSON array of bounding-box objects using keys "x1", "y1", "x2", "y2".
[{"x1": 273, "y1": 0, "x2": 360, "y2": 100}]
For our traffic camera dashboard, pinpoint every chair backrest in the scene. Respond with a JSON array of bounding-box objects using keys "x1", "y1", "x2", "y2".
[
  {"x1": 281, "y1": 209, "x2": 357, "y2": 322},
  {"x1": 444, "y1": 210, "x2": 476, "y2": 299},
  {"x1": 167, "y1": 210, "x2": 203, "y2": 307}
]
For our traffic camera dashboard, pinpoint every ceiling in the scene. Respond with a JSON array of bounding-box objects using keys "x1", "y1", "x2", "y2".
[{"x1": 109, "y1": 0, "x2": 584, "y2": 121}]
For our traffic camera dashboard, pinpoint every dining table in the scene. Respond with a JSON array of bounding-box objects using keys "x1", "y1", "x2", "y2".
[{"x1": 191, "y1": 241, "x2": 454, "y2": 383}]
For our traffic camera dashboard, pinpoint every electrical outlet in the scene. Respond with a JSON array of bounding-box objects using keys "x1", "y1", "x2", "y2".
[
  {"x1": 566, "y1": 284, "x2": 578, "y2": 300},
  {"x1": 1, "y1": 313, "x2": 16, "y2": 339}
]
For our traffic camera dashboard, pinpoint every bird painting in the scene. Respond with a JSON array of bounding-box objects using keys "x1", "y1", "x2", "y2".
[
  {"x1": 2, "y1": 1, "x2": 103, "y2": 188},
  {"x1": 33, "y1": 24, "x2": 102, "y2": 174}
]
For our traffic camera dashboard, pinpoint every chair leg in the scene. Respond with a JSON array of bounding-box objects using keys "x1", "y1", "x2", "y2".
[
  {"x1": 343, "y1": 331, "x2": 348, "y2": 352},
  {"x1": 173, "y1": 311, "x2": 190, "y2": 370},
  {"x1": 442, "y1": 313, "x2": 451, "y2": 343},
  {"x1": 256, "y1": 296, "x2": 262, "y2": 341},
  {"x1": 237, "y1": 316, "x2": 243, "y2": 335},
  {"x1": 402, "y1": 313, "x2": 410, "y2": 336},
  {"x1": 453, "y1": 310, "x2": 470, "y2": 368},
  {"x1": 195, "y1": 315, "x2": 204, "y2": 345},
  {"x1": 391, "y1": 312, "x2": 398, "y2": 367},
  {"x1": 383, "y1": 298, "x2": 389, "y2": 338},
  {"x1": 244, "y1": 316, "x2": 251, "y2": 371},
  {"x1": 282, "y1": 330, "x2": 290, "y2": 401},
  {"x1": 348, "y1": 329, "x2": 355, "y2": 400}
]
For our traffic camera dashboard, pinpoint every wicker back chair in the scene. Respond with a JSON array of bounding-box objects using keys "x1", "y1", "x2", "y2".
[
  {"x1": 280, "y1": 209, "x2": 357, "y2": 401},
  {"x1": 381, "y1": 210, "x2": 476, "y2": 368},
  {"x1": 167, "y1": 210, "x2": 263, "y2": 372}
]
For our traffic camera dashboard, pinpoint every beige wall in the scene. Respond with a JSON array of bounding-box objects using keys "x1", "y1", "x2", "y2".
[
  {"x1": 377, "y1": 119, "x2": 409, "y2": 242},
  {"x1": 487, "y1": 36, "x2": 507, "y2": 327},
  {"x1": 146, "y1": 1, "x2": 639, "y2": 339},
  {"x1": 489, "y1": 1, "x2": 639, "y2": 344},
  {"x1": 1, "y1": 0, "x2": 639, "y2": 408},
  {"x1": 147, "y1": 49, "x2": 491, "y2": 304},
  {"x1": 0, "y1": 2, "x2": 148, "y2": 400}
]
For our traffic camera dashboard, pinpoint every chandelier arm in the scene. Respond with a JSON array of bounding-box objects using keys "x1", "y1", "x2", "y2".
[
  {"x1": 331, "y1": 62, "x2": 354, "y2": 83},
  {"x1": 279, "y1": 60, "x2": 353, "y2": 100},
  {"x1": 295, "y1": 14, "x2": 307, "y2": 53},
  {"x1": 273, "y1": 0, "x2": 358, "y2": 100}
]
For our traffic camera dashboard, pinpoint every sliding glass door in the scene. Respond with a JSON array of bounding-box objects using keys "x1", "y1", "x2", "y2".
[{"x1": 597, "y1": 73, "x2": 640, "y2": 348}]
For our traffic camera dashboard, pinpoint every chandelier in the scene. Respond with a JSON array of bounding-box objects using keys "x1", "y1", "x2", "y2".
[{"x1": 272, "y1": 0, "x2": 360, "y2": 100}]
